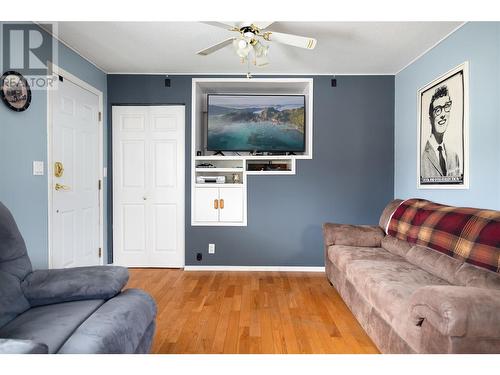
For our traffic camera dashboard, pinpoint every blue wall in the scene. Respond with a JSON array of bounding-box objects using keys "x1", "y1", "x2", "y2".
[
  {"x1": 7, "y1": 21, "x2": 498, "y2": 268},
  {"x1": 0, "y1": 23, "x2": 108, "y2": 269},
  {"x1": 108, "y1": 75, "x2": 395, "y2": 266},
  {"x1": 395, "y1": 22, "x2": 500, "y2": 210}
]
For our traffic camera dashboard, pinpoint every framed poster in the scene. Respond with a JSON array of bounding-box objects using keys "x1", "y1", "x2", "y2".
[{"x1": 417, "y1": 62, "x2": 469, "y2": 189}]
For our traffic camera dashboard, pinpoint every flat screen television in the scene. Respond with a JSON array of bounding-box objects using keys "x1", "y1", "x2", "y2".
[{"x1": 207, "y1": 94, "x2": 306, "y2": 152}]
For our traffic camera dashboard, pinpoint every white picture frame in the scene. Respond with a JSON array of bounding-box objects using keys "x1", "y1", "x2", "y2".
[{"x1": 417, "y1": 61, "x2": 469, "y2": 189}]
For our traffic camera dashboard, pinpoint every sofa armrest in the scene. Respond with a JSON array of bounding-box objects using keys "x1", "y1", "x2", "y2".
[
  {"x1": 0, "y1": 338, "x2": 48, "y2": 354},
  {"x1": 21, "y1": 266, "x2": 129, "y2": 307},
  {"x1": 322, "y1": 223, "x2": 385, "y2": 248},
  {"x1": 409, "y1": 285, "x2": 500, "y2": 338}
]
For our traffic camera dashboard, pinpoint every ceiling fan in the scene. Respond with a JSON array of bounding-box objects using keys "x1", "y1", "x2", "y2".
[{"x1": 196, "y1": 22, "x2": 317, "y2": 68}]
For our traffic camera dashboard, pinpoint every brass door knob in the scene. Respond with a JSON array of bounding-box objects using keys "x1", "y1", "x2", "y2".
[
  {"x1": 55, "y1": 183, "x2": 71, "y2": 191},
  {"x1": 214, "y1": 199, "x2": 219, "y2": 209},
  {"x1": 54, "y1": 162, "x2": 64, "y2": 177},
  {"x1": 219, "y1": 199, "x2": 224, "y2": 209}
]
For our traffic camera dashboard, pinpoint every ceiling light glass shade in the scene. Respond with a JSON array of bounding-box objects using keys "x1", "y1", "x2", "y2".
[
  {"x1": 232, "y1": 37, "x2": 252, "y2": 58},
  {"x1": 253, "y1": 42, "x2": 269, "y2": 67},
  {"x1": 237, "y1": 39, "x2": 247, "y2": 49},
  {"x1": 255, "y1": 42, "x2": 269, "y2": 56},
  {"x1": 255, "y1": 54, "x2": 269, "y2": 67}
]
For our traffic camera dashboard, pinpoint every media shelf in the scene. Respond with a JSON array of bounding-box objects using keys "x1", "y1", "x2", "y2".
[
  {"x1": 191, "y1": 78, "x2": 314, "y2": 226},
  {"x1": 195, "y1": 168, "x2": 243, "y2": 172},
  {"x1": 194, "y1": 183, "x2": 243, "y2": 188},
  {"x1": 246, "y1": 159, "x2": 295, "y2": 175}
]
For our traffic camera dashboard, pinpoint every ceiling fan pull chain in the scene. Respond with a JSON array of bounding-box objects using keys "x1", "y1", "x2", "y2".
[{"x1": 246, "y1": 58, "x2": 252, "y2": 79}]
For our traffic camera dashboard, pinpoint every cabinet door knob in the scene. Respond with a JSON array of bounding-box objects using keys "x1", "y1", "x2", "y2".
[
  {"x1": 214, "y1": 199, "x2": 218, "y2": 209},
  {"x1": 220, "y1": 199, "x2": 224, "y2": 209}
]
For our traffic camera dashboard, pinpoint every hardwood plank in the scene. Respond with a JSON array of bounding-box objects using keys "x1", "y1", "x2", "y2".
[{"x1": 126, "y1": 269, "x2": 379, "y2": 354}]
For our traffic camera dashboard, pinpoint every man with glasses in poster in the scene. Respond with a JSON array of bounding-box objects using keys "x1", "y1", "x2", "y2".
[{"x1": 421, "y1": 85, "x2": 461, "y2": 181}]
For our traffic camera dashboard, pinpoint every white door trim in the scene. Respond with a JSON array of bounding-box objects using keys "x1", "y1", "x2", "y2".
[{"x1": 47, "y1": 63, "x2": 105, "y2": 268}]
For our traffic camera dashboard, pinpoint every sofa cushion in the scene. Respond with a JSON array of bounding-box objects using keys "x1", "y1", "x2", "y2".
[
  {"x1": 0, "y1": 202, "x2": 32, "y2": 280},
  {"x1": 454, "y1": 262, "x2": 500, "y2": 290},
  {"x1": 0, "y1": 299, "x2": 104, "y2": 353},
  {"x1": 0, "y1": 271, "x2": 30, "y2": 328},
  {"x1": 381, "y1": 235, "x2": 412, "y2": 258},
  {"x1": 406, "y1": 245, "x2": 464, "y2": 285},
  {"x1": 328, "y1": 245, "x2": 402, "y2": 274},
  {"x1": 345, "y1": 258, "x2": 449, "y2": 324},
  {"x1": 58, "y1": 289, "x2": 157, "y2": 354}
]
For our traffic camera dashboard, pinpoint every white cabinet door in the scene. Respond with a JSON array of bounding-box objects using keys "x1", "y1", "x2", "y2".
[
  {"x1": 194, "y1": 188, "x2": 220, "y2": 222},
  {"x1": 219, "y1": 188, "x2": 244, "y2": 223},
  {"x1": 113, "y1": 105, "x2": 185, "y2": 267}
]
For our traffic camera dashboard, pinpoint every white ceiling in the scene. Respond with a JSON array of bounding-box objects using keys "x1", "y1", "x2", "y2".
[{"x1": 47, "y1": 22, "x2": 463, "y2": 75}]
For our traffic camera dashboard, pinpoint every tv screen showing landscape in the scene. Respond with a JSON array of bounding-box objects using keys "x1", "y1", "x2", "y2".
[{"x1": 207, "y1": 94, "x2": 306, "y2": 152}]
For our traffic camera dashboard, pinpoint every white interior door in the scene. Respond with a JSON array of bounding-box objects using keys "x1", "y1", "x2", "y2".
[
  {"x1": 51, "y1": 76, "x2": 101, "y2": 268},
  {"x1": 219, "y1": 188, "x2": 244, "y2": 223},
  {"x1": 113, "y1": 105, "x2": 185, "y2": 267}
]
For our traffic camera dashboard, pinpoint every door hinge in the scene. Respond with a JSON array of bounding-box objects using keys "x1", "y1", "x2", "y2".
[
  {"x1": 98, "y1": 179, "x2": 102, "y2": 190},
  {"x1": 98, "y1": 112, "x2": 102, "y2": 122},
  {"x1": 98, "y1": 247, "x2": 102, "y2": 258}
]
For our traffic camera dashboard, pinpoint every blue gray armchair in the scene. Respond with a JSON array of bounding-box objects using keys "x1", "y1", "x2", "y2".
[{"x1": 0, "y1": 202, "x2": 157, "y2": 354}]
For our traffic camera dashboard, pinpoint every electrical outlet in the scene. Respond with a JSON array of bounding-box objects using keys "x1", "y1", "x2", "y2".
[{"x1": 208, "y1": 243, "x2": 215, "y2": 254}]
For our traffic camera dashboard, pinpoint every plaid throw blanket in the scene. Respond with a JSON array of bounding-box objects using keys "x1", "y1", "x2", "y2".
[{"x1": 388, "y1": 199, "x2": 500, "y2": 273}]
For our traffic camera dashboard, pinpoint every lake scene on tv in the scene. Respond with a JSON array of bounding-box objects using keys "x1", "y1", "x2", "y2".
[{"x1": 207, "y1": 95, "x2": 305, "y2": 152}]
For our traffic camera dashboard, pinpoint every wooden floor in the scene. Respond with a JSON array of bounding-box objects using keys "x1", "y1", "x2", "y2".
[{"x1": 126, "y1": 269, "x2": 379, "y2": 354}]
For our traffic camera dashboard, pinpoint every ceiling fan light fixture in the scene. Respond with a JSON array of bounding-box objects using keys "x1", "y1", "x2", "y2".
[
  {"x1": 198, "y1": 22, "x2": 317, "y2": 68},
  {"x1": 233, "y1": 37, "x2": 252, "y2": 58}
]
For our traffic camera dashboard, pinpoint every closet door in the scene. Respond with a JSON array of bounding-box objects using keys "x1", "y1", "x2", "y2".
[{"x1": 113, "y1": 105, "x2": 185, "y2": 267}]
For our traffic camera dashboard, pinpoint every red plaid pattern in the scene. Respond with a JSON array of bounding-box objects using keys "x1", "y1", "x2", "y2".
[{"x1": 388, "y1": 199, "x2": 500, "y2": 273}]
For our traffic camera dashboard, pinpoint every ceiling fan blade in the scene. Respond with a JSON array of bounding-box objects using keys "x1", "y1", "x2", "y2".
[
  {"x1": 201, "y1": 22, "x2": 240, "y2": 31},
  {"x1": 253, "y1": 21, "x2": 274, "y2": 30},
  {"x1": 264, "y1": 31, "x2": 317, "y2": 49},
  {"x1": 196, "y1": 38, "x2": 235, "y2": 56}
]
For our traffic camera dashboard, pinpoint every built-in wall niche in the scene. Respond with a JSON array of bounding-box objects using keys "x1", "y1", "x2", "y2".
[
  {"x1": 192, "y1": 78, "x2": 313, "y2": 159},
  {"x1": 191, "y1": 78, "x2": 313, "y2": 226},
  {"x1": 195, "y1": 158, "x2": 245, "y2": 186}
]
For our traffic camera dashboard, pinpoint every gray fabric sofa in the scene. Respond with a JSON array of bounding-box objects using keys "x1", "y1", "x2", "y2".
[
  {"x1": 323, "y1": 199, "x2": 500, "y2": 354},
  {"x1": 0, "y1": 202, "x2": 157, "y2": 354}
]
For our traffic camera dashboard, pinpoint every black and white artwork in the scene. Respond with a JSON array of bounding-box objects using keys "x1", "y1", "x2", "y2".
[{"x1": 417, "y1": 62, "x2": 469, "y2": 189}]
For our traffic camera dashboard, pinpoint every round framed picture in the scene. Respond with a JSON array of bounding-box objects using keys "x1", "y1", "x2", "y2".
[{"x1": 0, "y1": 71, "x2": 32, "y2": 112}]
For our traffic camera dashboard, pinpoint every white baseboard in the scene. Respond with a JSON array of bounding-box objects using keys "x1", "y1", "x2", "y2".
[{"x1": 183, "y1": 266, "x2": 325, "y2": 272}]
